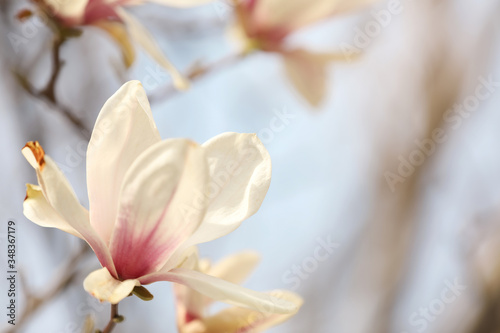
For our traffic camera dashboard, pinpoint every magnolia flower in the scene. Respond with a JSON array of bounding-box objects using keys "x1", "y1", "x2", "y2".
[
  {"x1": 232, "y1": 0, "x2": 377, "y2": 106},
  {"x1": 31, "y1": 0, "x2": 214, "y2": 89},
  {"x1": 175, "y1": 250, "x2": 303, "y2": 333},
  {"x1": 22, "y1": 80, "x2": 297, "y2": 314}
]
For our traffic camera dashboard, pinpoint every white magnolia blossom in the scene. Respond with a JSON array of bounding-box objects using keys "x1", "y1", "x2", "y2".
[
  {"x1": 175, "y1": 250, "x2": 303, "y2": 333},
  {"x1": 39, "y1": 0, "x2": 214, "y2": 89},
  {"x1": 22, "y1": 80, "x2": 297, "y2": 315},
  {"x1": 232, "y1": 0, "x2": 378, "y2": 106},
  {"x1": 243, "y1": 0, "x2": 377, "y2": 33}
]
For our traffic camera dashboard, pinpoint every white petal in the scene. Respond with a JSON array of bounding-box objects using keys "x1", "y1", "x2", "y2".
[
  {"x1": 87, "y1": 81, "x2": 161, "y2": 244},
  {"x1": 283, "y1": 49, "x2": 336, "y2": 107},
  {"x1": 208, "y1": 251, "x2": 261, "y2": 285},
  {"x1": 174, "y1": 282, "x2": 206, "y2": 327},
  {"x1": 176, "y1": 247, "x2": 201, "y2": 270},
  {"x1": 186, "y1": 133, "x2": 272, "y2": 247},
  {"x1": 146, "y1": 0, "x2": 214, "y2": 7},
  {"x1": 174, "y1": 250, "x2": 261, "y2": 324},
  {"x1": 83, "y1": 267, "x2": 139, "y2": 304},
  {"x1": 175, "y1": 286, "x2": 206, "y2": 327},
  {"x1": 140, "y1": 268, "x2": 298, "y2": 314},
  {"x1": 173, "y1": 247, "x2": 206, "y2": 327},
  {"x1": 44, "y1": 0, "x2": 89, "y2": 20},
  {"x1": 93, "y1": 20, "x2": 136, "y2": 68},
  {"x1": 109, "y1": 139, "x2": 209, "y2": 279},
  {"x1": 22, "y1": 142, "x2": 116, "y2": 275},
  {"x1": 179, "y1": 320, "x2": 206, "y2": 333},
  {"x1": 252, "y1": 0, "x2": 376, "y2": 31},
  {"x1": 23, "y1": 184, "x2": 83, "y2": 239},
  {"x1": 116, "y1": 8, "x2": 189, "y2": 90},
  {"x1": 330, "y1": 0, "x2": 379, "y2": 17},
  {"x1": 198, "y1": 291, "x2": 303, "y2": 333}
]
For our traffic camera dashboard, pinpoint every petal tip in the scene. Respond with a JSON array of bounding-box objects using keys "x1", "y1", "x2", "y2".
[
  {"x1": 174, "y1": 76, "x2": 190, "y2": 91},
  {"x1": 269, "y1": 290, "x2": 303, "y2": 314},
  {"x1": 23, "y1": 184, "x2": 35, "y2": 201},
  {"x1": 123, "y1": 80, "x2": 144, "y2": 92},
  {"x1": 84, "y1": 268, "x2": 140, "y2": 304},
  {"x1": 22, "y1": 141, "x2": 45, "y2": 170}
]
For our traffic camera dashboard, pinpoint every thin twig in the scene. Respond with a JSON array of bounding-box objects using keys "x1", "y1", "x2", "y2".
[
  {"x1": 99, "y1": 303, "x2": 123, "y2": 333},
  {"x1": 41, "y1": 36, "x2": 65, "y2": 102},
  {"x1": 16, "y1": 37, "x2": 91, "y2": 139},
  {"x1": 7, "y1": 245, "x2": 91, "y2": 333},
  {"x1": 468, "y1": 288, "x2": 500, "y2": 333},
  {"x1": 150, "y1": 51, "x2": 249, "y2": 104},
  {"x1": 19, "y1": 74, "x2": 91, "y2": 140}
]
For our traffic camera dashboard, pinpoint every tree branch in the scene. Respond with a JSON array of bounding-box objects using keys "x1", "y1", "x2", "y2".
[
  {"x1": 150, "y1": 51, "x2": 249, "y2": 104},
  {"x1": 40, "y1": 36, "x2": 65, "y2": 102},
  {"x1": 16, "y1": 37, "x2": 91, "y2": 140},
  {"x1": 7, "y1": 245, "x2": 91, "y2": 333},
  {"x1": 98, "y1": 303, "x2": 124, "y2": 333}
]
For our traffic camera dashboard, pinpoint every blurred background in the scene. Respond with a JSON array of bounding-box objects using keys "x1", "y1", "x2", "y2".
[{"x1": 1, "y1": 0, "x2": 500, "y2": 332}]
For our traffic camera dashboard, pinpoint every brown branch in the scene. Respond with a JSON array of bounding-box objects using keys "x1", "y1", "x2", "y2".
[
  {"x1": 7, "y1": 244, "x2": 91, "y2": 333},
  {"x1": 466, "y1": 231, "x2": 500, "y2": 332},
  {"x1": 19, "y1": 73, "x2": 91, "y2": 140},
  {"x1": 333, "y1": 2, "x2": 468, "y2": 333},
  {"x1": 468, "y1": 293, "x2": 500, "y2": 333},
  {"x1": 465, "y1": 212, "x2": 500, "y2": 332},
  {"x1": 149, "y1": 51, "x2": 249, "y2": 104},
  {"x1": 40, "y1": 36, "x2": 65, "y2": 102},
  {"x1": 98, "y1": 303, "x2": 124, "y2": 333},
  {"x1": 16, "y1": 36, "x2": 91, "y2": 140}
]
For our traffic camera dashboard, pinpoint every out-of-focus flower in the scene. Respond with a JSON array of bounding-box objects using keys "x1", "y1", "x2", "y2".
[
  {"x1": 29, "y1": 0, "x2": 214, "y2": 89},
  {"x1": 232, "y1": 0, "x2": 376, "y2": 106},
  {"x1": 175, "y1": 250, "x2": 303, "y2": 333},
  {"x1": 22, "y1": 80, "x2": 297, "y2": 315}
]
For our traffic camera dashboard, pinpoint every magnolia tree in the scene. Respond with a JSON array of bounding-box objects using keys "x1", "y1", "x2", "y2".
[{"x1": 6, "y1": 0, "x2": 379, "y2": 332}]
